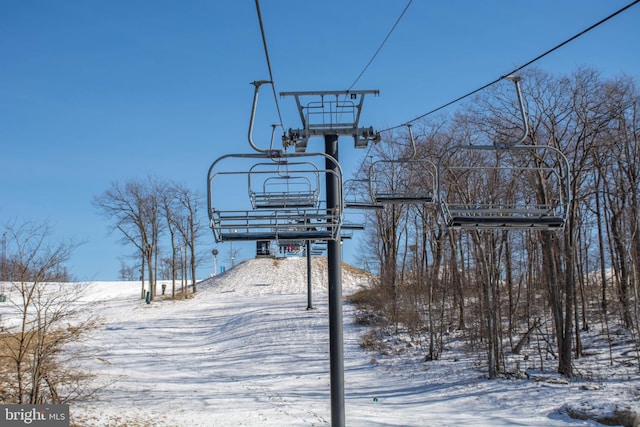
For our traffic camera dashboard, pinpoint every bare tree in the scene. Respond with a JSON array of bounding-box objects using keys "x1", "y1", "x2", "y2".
[
  {"x1": 0, "y1": 221, "x2": 99, "y2": 404},
  {"x1": 94, "y1": 178, "x2": 163, "y2": 301},
  {"x1": 117, "y1": 257, "x2": 137, "y2": 281},
  {"x1": 172, "y1": 183, "x2": 203, "y2": 293},
  {"x1": 159, "y1": 184, "x2": 180, "y2": 297},
  {"x1": 353, "y1": 67, "x2": 640, "y2": 379}
]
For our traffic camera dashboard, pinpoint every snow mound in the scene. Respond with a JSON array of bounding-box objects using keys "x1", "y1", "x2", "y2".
[{"x1": 198, "y1": 256, "x2": 373, "y2": 296}]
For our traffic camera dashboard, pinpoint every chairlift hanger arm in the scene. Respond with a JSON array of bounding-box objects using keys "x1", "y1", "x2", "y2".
[
  {"x1": 406, "y1": 123, "x2": 417, "y2": 160},
  {"x1": 496, "y1": 75, "x2": 529, "y2": 148},
  {"x1": 248, "y1": 80, "x2": 283, "y2": 154}
]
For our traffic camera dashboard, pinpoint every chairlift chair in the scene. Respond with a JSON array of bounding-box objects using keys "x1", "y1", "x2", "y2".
[
  {"x1": 369, "y1": 158, "x2": 436, "y2": 205},
  {"x1": 311, "y1": 243, "x2": 326, "y2": 255},
  {"x1": 368, "y1": 124, "x2": 437, "y2": 205},
  {"x1": 343, "y1": 179, "x2": 383, "y2": 210},
  {"x1": 278, "y1": 236, "x2": 305, "y2": 255},
  {"x1": 436, "y1": 76, "x2": 570, "y2": 230},
  {"x1": 208, "y1": 152, "x2": 344, "y2": 243},
  {"x1": 438, "y1": 144, "x2": 570, "y2": 229},
  {"x1": 341, "y1": 204, "x2": 367, "y2": 233}
]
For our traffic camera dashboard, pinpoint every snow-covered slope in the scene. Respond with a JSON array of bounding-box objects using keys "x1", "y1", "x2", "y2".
[
  {"x1": 198, "y1": 256, "x2": 372, "y2": 295},
  {"x1": 11, "y1": 257, "x2": 635, "y2": 427}
]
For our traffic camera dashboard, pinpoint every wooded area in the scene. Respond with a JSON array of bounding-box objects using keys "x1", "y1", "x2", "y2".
[{"x1": 354, "y1": 67, "x2": 640, "y2": 378}]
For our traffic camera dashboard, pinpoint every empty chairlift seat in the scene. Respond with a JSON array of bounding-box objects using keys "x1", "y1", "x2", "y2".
[
  {"x1": 251, "y1": 175, "x2": 318, "y2": 209},
  {"x1": 369, "y1": 158, "x2": 436, "y2": 205},
  {"x1": 437, "y1": 144, "x2": 570, "y2": 230},
  {"x1": 436, "y1": 75, "x2": 570, "y2": 230},
  {"x1": 249, "y1": 161, "x2": 321, "y2": 209},
  {"x1": 366, "y1": 124, "x2": 436, "y2": 206},
  {"x1": 207, "y1": 152, "x2": 344, "y2": 243},
  {"x1": 343, "y1": 179, "x2": 382, "y2": 210}
]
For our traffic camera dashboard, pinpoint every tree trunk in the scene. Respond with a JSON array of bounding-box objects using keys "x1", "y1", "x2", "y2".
[{"x1": 146, "y1": 245, "x2": 155, "y2": 301}]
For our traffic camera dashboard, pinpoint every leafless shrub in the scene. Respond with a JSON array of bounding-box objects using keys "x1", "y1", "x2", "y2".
[{"x1": 0, "y1": 221, "x2": 101, "y2": 404}]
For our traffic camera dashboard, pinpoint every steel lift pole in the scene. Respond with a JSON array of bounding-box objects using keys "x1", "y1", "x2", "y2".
[
  {"x1": 325, "y1": 133, "x2": 344, "y2": 426},
  {"x1": 306, "y1": 239, "x2": 313, "y2": 310},
  {"x1": 279, "y1": 88, "x2": 379, "y2": 427}
]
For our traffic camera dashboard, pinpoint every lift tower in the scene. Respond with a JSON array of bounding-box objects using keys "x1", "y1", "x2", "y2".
[{"x1": 280, "y1": 89, "x2": 379, "y2": 427}]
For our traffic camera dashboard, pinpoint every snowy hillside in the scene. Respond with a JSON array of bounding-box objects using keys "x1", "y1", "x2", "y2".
[
  {"x1": 5, "y1": 256, "x2": 637, "y2": 426},
  {"x1": 200, "y1": 257, "x2": 373, "y2": 295}
]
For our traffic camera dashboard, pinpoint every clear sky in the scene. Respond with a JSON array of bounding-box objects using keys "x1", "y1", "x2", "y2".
[{"x1": 1, "y1": 1, "x2": 639, "y2": 281}]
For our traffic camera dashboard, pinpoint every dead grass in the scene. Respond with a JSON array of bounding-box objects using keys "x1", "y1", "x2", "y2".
[
  {"x1": 347, "y1": 286, "x2": 382, "y2": 308},
  {"x1": 342, "y1": 262, "x2": 371, "y2": 277},
  {"x1": 0, "y1": 324, "x2": 98, "y2": 404},
  {"x1": 162, "y1": 291, "x2": 194, "y2": 301}
]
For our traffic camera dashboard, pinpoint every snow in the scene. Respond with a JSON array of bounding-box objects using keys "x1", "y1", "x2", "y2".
[{"x1": 2, "y1": 257, "x2": 639, "y2": 426}]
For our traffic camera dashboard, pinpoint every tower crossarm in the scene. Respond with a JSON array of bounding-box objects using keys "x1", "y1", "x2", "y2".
[{"x1": 280, "y1": 90, "x2": 380, "y2": 150}]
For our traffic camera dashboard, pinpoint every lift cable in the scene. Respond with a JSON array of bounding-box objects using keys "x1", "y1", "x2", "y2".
[
  {"x1": 254, "y1": 0, "x2": 286, "y2": 131},
  {"x1": 346, "y1": 0, "x2": 413, "y2": 91},
  {"x1": 379, "y1": 0, "x2": 640, "y2": 133},
  {"x1": 343, "y1": 0, "x2": 413, "y2": 180}
]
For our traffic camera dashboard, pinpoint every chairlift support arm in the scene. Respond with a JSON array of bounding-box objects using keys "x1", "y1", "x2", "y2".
[{"x1": 496, "y1": 75, "x2": 529, "y2": 148}]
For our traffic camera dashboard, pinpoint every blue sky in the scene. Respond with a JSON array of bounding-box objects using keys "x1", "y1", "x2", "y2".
[{"x1": 1, "y1": 1, "x2": 639, "y2": 280}]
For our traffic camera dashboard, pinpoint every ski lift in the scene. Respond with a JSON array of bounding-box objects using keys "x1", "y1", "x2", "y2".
[
  {"x1": 343, "y1": 179, "x2": 383, "y2": 210},
  {"x1": 207, "y1": 152, "x2": 344, "y2": 243},
  {"x1": 437, "y1": 76, "x2": 570, "y2": 230},
  {"x1": 248, "y1": 161, "x2": 321, "y2": 209},
  {"x1": 369, "y1": 124, "x2": 437, "y2": 205},
  {"x1": 342, "y1": 208, "x2": 366, "y2": 231}
]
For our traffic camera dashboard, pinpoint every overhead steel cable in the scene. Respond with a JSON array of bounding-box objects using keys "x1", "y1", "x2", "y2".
[
  {"x1": 347, "y1": 0, "x2": 413, "y2": 91},
  {"x1": 346, "y1": 0, "x2": 413, "y2": 179},
  {"x1": 379, "y1": 0, "x2": 640, "y2": 133},
  {"x1": 255, "y1": 0, "x2": 285, "y2": 131}
]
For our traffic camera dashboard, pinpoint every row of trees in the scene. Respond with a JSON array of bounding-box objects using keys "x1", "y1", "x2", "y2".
[
  {"x1": 355, "y1": 67, "x2": 640, "y2": 378},
  {"x1": 93, "y1": 177, "x2": 204, "y2": 300}
]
